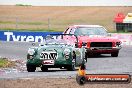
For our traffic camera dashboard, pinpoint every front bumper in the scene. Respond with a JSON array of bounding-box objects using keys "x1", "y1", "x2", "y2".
[
  {"x1": 86, "y1": 46, "x2": 122, "y2": 53},
  {"x1": 26, "y1": 58, "x2": 73, "y2": 67}
]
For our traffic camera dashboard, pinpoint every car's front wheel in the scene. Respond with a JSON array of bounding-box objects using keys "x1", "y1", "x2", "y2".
[
  {"x1": 67, "y1": 63, "x2": 76, "y2": 71},
  {"x1": 111, "y1": 51, "x2": 119, "y2": 57},
  {"x1": 41, "y1": 66, "x2": 48, "y2": 72},
  {"x1": 26, "y1": 64, "x2": 36, "y2": 72}
]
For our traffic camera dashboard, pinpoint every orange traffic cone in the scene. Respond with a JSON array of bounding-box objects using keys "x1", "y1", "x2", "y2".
[
  {"x1": 78, "y1": 64, "x2": 86, "y2": 76},
  {"x1": 76, "y1": 64, "x2": 86, "y2": 85}
]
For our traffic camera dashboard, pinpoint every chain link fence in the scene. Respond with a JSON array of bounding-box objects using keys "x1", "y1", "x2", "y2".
[{"x1": 0, "y1": 16, "x2": 119, "y2": 32}]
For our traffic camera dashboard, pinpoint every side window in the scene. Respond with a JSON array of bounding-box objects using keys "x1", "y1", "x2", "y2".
[
  {"x1": 69, "y1": 28, "x2": 76, "y2": 34},
  {"x1": 63, "y1": 27, "x2": 76, "y2": 34},
  {"x1": 63, "y1": 28, "x2": 70, "y2": 34}
]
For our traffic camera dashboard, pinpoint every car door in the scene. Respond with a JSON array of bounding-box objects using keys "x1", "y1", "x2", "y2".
[{"x1": 74, "y1": 48, "x2": 84, "y2": 66}]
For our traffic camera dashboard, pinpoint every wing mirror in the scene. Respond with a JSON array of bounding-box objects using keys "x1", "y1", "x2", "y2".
[
  {"x1": 108, "y1": 33, "x2": 111, "y2": 36},
  {"x1": 32, "y1": 43, "x2": 35, "y2": 46},
  {"x1": 82, "y1": 42, "x2": 87, "y2": 46},
  {"x1": 75, "y1": 42, "x2": 78, "y2": 48}
]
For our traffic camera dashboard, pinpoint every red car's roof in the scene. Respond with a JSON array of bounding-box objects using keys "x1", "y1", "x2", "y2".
[{"x1": 69, "y1": 25, "x2": 103, "y2": 28}]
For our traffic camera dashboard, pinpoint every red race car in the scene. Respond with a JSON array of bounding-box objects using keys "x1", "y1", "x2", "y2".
[{"x1": 63, "y1": 25, "x2": 122, "y2": 59}]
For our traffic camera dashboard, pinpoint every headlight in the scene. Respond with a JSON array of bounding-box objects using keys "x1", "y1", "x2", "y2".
[
  {"x1": 116, "y1": 42, "x2": 121, "y2": 47},
  {"x1": 82, "y1": 42, "x2": 87, "y2": 46},
  {"x1": 64, "y1": 49, "x2": 70, "y2": 55},
  {"x1": 28, "y1": 48, "x2": 35, "y2": 55},
  {"x1": 63, "y1": 49, "x2": 70, "y2": 59}
]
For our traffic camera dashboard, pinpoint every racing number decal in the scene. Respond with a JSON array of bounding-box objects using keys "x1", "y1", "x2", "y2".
[
  {"x1": 40, "y1": 52, "x2": 57, "y2": 60},
  {"x1": 40, "y1": 53, "x2": 48, "y2": 59}
]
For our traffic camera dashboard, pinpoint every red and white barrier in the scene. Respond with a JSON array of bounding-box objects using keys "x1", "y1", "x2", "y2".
[{"x1": 112, "y1": 33, "x2": 132, "y2": 46}]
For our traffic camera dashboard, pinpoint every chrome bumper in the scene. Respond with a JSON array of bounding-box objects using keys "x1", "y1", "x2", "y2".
[{"x1": 87, "y1": 46, "x2": 122, "y2": 51}]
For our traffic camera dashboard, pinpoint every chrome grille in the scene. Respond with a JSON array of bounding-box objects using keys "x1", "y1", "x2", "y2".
[{"x1": 90, "y1": 42, "x2": 112, "y2": 47}]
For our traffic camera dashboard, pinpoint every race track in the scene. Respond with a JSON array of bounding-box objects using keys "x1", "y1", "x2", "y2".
[{"x1": 0, "y1": 41, "x2": 132, "y2": 79}]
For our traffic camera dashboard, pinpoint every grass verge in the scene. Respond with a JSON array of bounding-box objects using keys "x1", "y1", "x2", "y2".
[
  {"x1": 0, "y1": 28, "x2": 63, "y2": 32},
  {"x1": 0, "y1": 58, "x2": 16, "y2": 68}
]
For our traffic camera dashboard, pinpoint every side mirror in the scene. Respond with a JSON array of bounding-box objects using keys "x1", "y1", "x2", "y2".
[
  {"x1": 32, "y1": 43, "x2": 35, "y2": 46},
  {"x1": 39, "y1": 44, "x2": 43, "y2": 46},
  {"x1": 108, "y1": 33, "x2": 111, "y2": 36},
  {"x1": 45, "y1": 35, "x2": 54, "y2": 40},
  {"x1": 75, "y1": 42, "x2": 78, "y2": 48},
  {"x1": 82, "y1": 42, "x2": 87, "y2": 46}
]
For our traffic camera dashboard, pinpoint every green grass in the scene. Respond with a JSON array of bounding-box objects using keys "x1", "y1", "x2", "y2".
[
  {"x1": 0, "y1": 58, "x2": 8, "y2": 68},
  {"x1": 0, "y1": 28, "x2": 63, "y2": 32},
  {"x1": 16, "y1": 4, "x2": 32, "y2": 6},
  {"x1": 110, "y1": 30, "x2": 132, "y2": 33},
  {"x1": 20, "y1": 22, "x2": 44, "y2": 25},
  {"x1": 0, "y1": 58, "x2": 16, "y2": 68},
  {"x1": 0, "y1": 21, "x2": 47, "y2": 25},
  {"x1": 0, "y1": 21, "x2": 131, "y2": 33},
  {"x1": 0, "y1": 21, "x2": 14, "y2": 24}
]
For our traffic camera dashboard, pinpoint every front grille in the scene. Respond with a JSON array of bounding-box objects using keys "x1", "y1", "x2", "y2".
[
  {"x1": 90, "y1": 42, "x2": 112, "y2": 47},
  {"x1": 40, "y1": 51, "x2": 57, "y2": 59}
]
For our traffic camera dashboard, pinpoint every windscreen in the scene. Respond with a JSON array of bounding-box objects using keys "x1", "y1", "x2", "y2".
[{"x1": 74, "y1": 27, "x2": 108, "y2": 36}]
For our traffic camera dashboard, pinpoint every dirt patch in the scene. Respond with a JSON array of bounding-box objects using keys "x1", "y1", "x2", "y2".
[{"x1": 0, "y1": 78, "x2": 132, "y2": 88}]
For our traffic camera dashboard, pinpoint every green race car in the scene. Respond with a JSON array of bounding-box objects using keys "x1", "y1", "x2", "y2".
[{"x1": 26, "y1": 34, "x2": 86, "y2": 72}]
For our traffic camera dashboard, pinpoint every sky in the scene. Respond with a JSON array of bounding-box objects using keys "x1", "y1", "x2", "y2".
[{"x1": 0, "y1": 0, "x2": 132, "y2": 6}]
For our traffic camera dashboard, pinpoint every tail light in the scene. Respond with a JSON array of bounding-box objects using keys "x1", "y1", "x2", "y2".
[{"x1": 87, "y1": 42, "x2": 90, "y2": 48}]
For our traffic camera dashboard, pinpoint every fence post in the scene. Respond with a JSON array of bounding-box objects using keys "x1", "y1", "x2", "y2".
[
  {"x1": 16, "y1": 17, "x2": 18, "y2": 29},
  {"x1": 48, "y1": 18, "x2": 51, "y2": 31}
]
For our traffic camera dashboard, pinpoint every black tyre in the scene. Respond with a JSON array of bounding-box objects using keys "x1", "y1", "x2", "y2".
[
  {"x1": 87, "y1": 53, "x2": 93, "y2": 58},
  {"x1": 41, "y1": 66, "x2": 48, "y2": 72},
  {"x1": 94, "y1": 53, "x2": 101, "y2": 57},
  {"x1": 85, "y1": 52, "x2": 87, "y2": 62},
  {"x1": 67, "y1": 63, "x2": 76, "y2": 71},
  {"x1": 76, "y1": 75, "x2": 86, "y2": 85},
  {"x1": 111, "y1": 51, "x2": 119, "y2": 57},
  {"x1": 27, "y1": 64, "x2": 36, "y2": 72}
]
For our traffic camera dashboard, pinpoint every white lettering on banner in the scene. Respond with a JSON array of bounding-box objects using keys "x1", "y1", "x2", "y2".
[
  {"x1": 35, "y1": 36, "x2": 44, "y2": 42},
  {"x1": 4, "y1": 32, "x2": 44, "y2": 42},
  {"x1": 21, "y1": 36, "x2": 27, "y2": 42},
  {"x1": 26, "y1": 36, "x2": 34, "y2": 42},
  {"x1": 4, "y1": 32, "x2": 13, "y2": 41},
  {"x1": 12, "y1": 35, "x2": 20, "y2": 41}
]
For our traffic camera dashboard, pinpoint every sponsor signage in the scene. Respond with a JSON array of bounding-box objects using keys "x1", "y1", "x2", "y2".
[
  {"x1": 76, "y1": 65, "x2": 131, "y2": 85},
  {"x1": 76, "y1": 74, "x2": 131, "y2": 85},
  {"x1": 0, "y1": 31, "x2": 62, "y2": 42},
  {"x1": 0, "y1": 31, "x2": 132, "y2": 45}
]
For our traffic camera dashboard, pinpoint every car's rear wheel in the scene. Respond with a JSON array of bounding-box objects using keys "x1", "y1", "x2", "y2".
[
  {"x1": 67, "y1": 63, "x2": 76, "y2": 71},
  {"x1": 27, "y1": 64, "x2": 36, "y2": 72},
  {"x1": 87, "y1": 53, "x2": 93, "y2": 58},
  {"x1": 41, "y1": 66, "x2": 48, "y2": 72},
  {"x1": 111, "y1": 51, "x2": 119, "y2": 57},
  {"x1": 76, "y1": 75, "x2": 86, "y2": 85}
]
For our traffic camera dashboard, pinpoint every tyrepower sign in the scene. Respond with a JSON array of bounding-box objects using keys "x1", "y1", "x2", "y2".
[{"x1": 0, "y1": 31, "x2": 62, "y2": 42}]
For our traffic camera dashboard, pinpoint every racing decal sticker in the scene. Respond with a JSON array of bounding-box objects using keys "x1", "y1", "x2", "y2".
[{"x1": 42, "y1": 60, "x2": 55, "y2": 65}]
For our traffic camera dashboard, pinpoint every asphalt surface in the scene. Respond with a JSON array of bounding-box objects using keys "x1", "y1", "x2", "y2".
[{"x1": 0, "y1": 41, "x2": 132, "y2": 79}]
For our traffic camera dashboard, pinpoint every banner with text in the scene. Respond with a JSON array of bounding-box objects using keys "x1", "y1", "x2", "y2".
[
  {"x1": 0, "y1": 31, "x2": 62, "y2": 42},
  {"x1": 0, "y1": 31, "x2": 132, "y2": 45}
]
